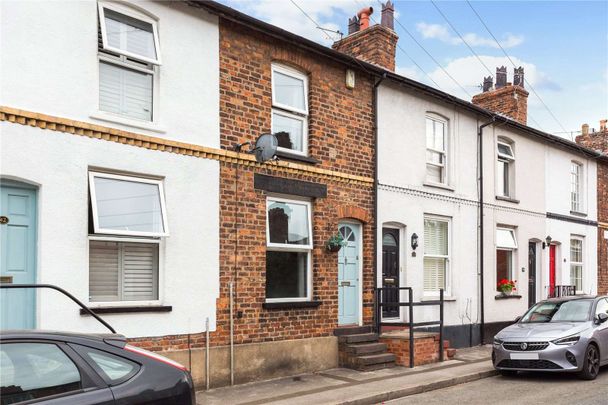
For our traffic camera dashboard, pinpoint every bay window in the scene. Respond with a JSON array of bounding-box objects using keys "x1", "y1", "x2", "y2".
[
  {"x1": 496, "y1": 228, "x2": 517, "y2": 291},
  {"x1": 425, "y1": 116, "x2": 447, "y2": 184},
  {"x1": 423, "y1": 216, "x2": 450, "y2": 294},
  {"x1": 98, "y1": 3, "x2": 160, "y2": 121},
  {"x1": 271, "y1": 64, "x2": 309, "y2": 155},
  {"x1": 88, "y1": 171, "x2": 168, "y2": 303},
  {"x1": 266, "y1": 198, "x2": 312, "y2": 301},
  {"x1": 570, "y1": 237, "x2": 583, "y2": 292}
]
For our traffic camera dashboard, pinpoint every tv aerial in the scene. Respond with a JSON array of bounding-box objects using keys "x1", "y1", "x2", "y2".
[{"x1": 234, "y1": 133, "x2": 278, "y2": 163}]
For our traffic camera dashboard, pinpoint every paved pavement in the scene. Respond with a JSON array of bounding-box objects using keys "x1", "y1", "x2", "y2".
[
  {"x1": 197, "y1": 346, "x2": 495, "y2": 405},
  {"x1": 388, "y1": 367, "x2": 608, "y2": 405}
]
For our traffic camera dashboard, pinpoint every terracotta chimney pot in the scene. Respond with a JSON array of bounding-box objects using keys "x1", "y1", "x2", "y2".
[{"x1": 357, "y1": 7, "x2": 373, "y2": 30}]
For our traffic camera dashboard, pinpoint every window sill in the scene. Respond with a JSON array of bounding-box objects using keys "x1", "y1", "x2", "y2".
[
  {"x1": 495, "y1": 196, "x2": 520, "y2": 204},
  {"x1": 494, "y1": 294, "x2": 522, "y2": 300},
  {"x1": 80, "y1": 305, "x2": 172, "y2": 315},
  {"x1": 275, "y1": 150, "x2": 320, "y2": 164},
  {"x1": 90, "y1": 112, "x2": 166, "y2": 134},
  {"x1": 423, "y1": 182, "x2": 454, "y2": 192},
  {"x1": 421, "y1": 296, "x2": 456, "y2": 302},
  {"x1": 570, "y1": 211, "x2": 587, "y2": 217},
  {"x1": 262, "y1": 300, "x2": 322, "y2": 310}
]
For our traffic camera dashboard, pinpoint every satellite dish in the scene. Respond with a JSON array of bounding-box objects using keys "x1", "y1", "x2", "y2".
[{"x1": 253, "y1": 133, "x2": 278, "y2": 163}]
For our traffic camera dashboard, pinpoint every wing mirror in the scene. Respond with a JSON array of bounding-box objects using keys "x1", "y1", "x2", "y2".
[{"x1": 596, "y1": 313, "x2": 608, "y2": 324}]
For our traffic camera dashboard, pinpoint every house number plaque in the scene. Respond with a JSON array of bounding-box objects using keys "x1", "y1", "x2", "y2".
[{"x1": 0, "y1": 216, "x2": 8, "y2": 225}]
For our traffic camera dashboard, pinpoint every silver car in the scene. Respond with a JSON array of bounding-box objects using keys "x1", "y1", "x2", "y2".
[{"x1": 493, "y1": 295, "x2": 608, "y2": 380}]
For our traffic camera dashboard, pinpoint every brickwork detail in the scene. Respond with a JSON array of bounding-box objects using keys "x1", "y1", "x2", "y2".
[
  {"x1": 471, "y1": 85, "x2": 529, "y2": 125},
  {"x1": 576, "y1": 127, "x2": 608, "y2": 294},
  {"x1": 332, "y1": 25, "x2": 398, "y2": 71},
  {"x1": 380, "y1": 333, "x2": 449, "y2": 367}
]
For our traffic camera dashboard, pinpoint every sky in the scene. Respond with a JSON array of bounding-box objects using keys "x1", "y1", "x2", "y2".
[{"x1": 219, "y1": 0, "x2": 608, "y2": 140}]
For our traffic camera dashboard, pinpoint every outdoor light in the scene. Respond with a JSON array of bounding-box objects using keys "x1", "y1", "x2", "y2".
[
  {"x1": 543, "y1": 235, "x2": 552, "y2": 249},
  {"x1": 411, "y1": 233, "x2": 419, "y2": 250}
]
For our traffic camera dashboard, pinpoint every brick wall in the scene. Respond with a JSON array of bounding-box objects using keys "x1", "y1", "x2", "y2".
[
  {"x1": 380, "y1": 333, "x2": 449, "y2": 367},
  {"x1": 471, "y1": 85, "x2": 529, "y2": 125},
  {"x1": 576, "y1": 129, "x2": 608, "y2": 294},
  {"x1": 332, "y1": 24, "x2": 398, "y2": 71}
]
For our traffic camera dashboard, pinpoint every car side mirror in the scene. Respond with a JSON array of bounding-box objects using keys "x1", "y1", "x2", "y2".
[
  {"x1": 514, "y1": 316, "x2": 522, "y2": 323},
  {"x1": 597, "y1": 313, "x2": 608, "y2": 324}
]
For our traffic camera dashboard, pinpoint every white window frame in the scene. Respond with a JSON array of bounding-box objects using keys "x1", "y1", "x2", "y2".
[
  {"x1": 98, "y1": 2, "x2": 162, "y2": 65},
  {"x1": 89, "y1": 171, "x2": 169, "y2": 238},
  {"x1": 496, "y1": 227, "x2": 517, "y2": 287},
  {"x1": 423, "y1": 215, "x2": 451, "y2": 296},
  {"x1": 271, "y1": 64, "x2": 309, "y2": 156},
  {"x1": 265, "y1": 196, "x2": 313, "y2": 303},
  {"x1": 570, "y1": 236, "x2": 584, "y2": 293},
  {"x1": 87, "y1": 235, "x2": 162, "y2": 307},
  {"x1": 497, "y1": 140, "x2": 515, "y2": 198},
  {"x1": 425, "y1": 115, "x2": 448, "y2": 185},
  {"x1": 571, "y1": 161, "x2": 583, "y2": 213}
]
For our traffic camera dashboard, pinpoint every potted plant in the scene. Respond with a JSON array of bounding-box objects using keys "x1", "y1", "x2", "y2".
[
  {"x1": 497, "y1": 279, "x2": 517, "y2": 296},
  {"x1": 326, "y1": 233, "x2": 346, "y2": 252}
]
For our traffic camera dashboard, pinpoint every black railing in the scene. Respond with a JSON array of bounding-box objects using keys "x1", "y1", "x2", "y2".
[
  {"x1": 0, "y1": 283, "x2": 116, "y2": 333},
  {"x1": 375, "y1": 287, "x2": 444, "y2": 368},
  {"x1": 548, "y1": 285, "x2": 576, "y2": 298}
]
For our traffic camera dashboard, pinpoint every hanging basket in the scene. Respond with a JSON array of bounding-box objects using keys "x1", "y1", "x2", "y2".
[
  {"x1": 326, "y1": 233, "x2": 346, "y2": 253},
  {"x1": 326, "y1": 244, "x2": 343, "y2": 253}
]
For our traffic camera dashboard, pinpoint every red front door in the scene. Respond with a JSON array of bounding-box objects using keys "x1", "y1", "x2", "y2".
[{"x1": 549, "y1": 245, "x2": 556, "y2": 297}]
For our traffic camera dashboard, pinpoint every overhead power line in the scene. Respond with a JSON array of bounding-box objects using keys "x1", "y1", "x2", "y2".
[
  {"x1": 288, "y1": 0, "x2": 332, "y2": 40},
  {"x1": 465, "y1": 0, "x2": 570, "y2": 137}
]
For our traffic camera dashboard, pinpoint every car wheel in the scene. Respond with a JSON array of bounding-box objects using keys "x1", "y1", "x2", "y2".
[
  {"x1": 578, "y1": 344, "x2": 600, "y2": 380},
  {"x1": 498, "y1": 370, "x2": 517, "y2": 377}
]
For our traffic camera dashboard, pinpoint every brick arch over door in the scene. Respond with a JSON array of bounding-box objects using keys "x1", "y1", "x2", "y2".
[{"x1": 336, "y1": 204, "x2": 371, "y2": 223}]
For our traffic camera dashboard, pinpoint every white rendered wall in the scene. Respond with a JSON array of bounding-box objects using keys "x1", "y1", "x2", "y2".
[
  {"x1": 0, "y1": 0, "x2": 220, "y2": 148},
  {"x1": 1, "y1": 124, "x2": 220, "y2": 337}
]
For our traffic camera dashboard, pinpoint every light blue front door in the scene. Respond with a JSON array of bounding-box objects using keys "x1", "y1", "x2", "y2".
[
  {"x1": 1, "y1": 184, "x2": 37, "y2": 329},
  {"x1": 338, "y1": 223, "x2": 360, "y2": 325}
]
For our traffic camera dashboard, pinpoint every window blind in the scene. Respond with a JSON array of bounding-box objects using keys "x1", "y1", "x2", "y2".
[{"x1": 99, "y1": 62, "x2": 152, "y2": 121}]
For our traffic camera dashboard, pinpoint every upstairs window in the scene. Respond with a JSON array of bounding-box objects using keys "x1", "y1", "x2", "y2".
[
  {"x1": 570, "y1": 237, "x2": 583, "y2": 292},
  {"x1": 425, "y1": 116, "x2": 447, "y2": 184},
  {"x1": 497, "y1": 140, "x2": 515, "y2": 197},
  {"x1": 265, "y1": 197, "x2": 312, "y2": 302},
  {"x1": 571, "y1": 162, "x2": 583, "y2": 212},
  {"x1": 97, "y1": 3, "x2": 160, "y2": 121},
  {"x1": 271, "y1": 65, "x2": 309, "y2": 156}
]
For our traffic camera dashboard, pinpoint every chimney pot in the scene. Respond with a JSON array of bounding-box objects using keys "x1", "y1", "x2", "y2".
[
  {"x1": 582, "y1": 123, "x2": 589, "y2": 136},
  {"x1": 514, "y1": 66, "x2": 525, "y2": 88},
  {"x1": 600, "y1": 119, "x2": 607, "y2": 132},
  {"x1": 381, "y1": 1, "x2": 394, "y2": 30},
  {"x1": 357, "y1": 7, "x2": 373, "y2": 30},
  {"x1": 482, "y1": 76, "x2": 493, "y2": 92},
  {"x1": 496, "y1": 66, "x2": 507, "y2": 88},
  {"x1": 348, "y1": 16, "x2": 359, "y2": 34}
]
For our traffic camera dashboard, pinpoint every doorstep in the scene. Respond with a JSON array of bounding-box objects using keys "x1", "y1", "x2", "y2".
[{"x1": 197, "y1": 345, "x2": 494, "y2": 405}]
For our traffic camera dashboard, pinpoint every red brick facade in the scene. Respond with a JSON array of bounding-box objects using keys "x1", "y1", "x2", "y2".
[
  {"x1": 332, "y1": 24, "x2": 398, "y2": 71},
  {"x1": 576, "y1": 124, "x2": 608, "y2": 294}
]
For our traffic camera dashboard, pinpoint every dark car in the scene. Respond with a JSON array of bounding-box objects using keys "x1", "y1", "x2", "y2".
[{"x1": 0, "y1": 330, "x2": 195, "y2": 405}]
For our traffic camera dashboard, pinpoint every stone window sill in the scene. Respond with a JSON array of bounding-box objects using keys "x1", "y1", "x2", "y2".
[
  {"x1": 262, "y1": 300, "x2": 322, "y2": 310},
  {"x1": 570, "y1": 210, "x2": 587, "y2": 217},
  {"x1": 275, "y1": 150, "x2": 320, "y2": 164},
  {"x1": 423, "y1": 182, "x2": 455, "y2": 192},
  {"x1": 496, "y1": 196, "x2": 520, "y2": 204},
  {"x1": 421, "y1": 296, "x2": 457, "y2": 302},
  {"x1": 80, "y1": 305, "x2": 172, "y2": 315},
  {"x1": 495, "y1": 294, "x2": 522, "y2": 300}
]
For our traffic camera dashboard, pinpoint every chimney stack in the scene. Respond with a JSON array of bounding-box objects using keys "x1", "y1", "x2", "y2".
[
  {"x1": 332, "y1": 2, "x2": 399, "y2": 71},
  {"x1": 472, "y1": 67, "x2": 529, "y2": 125}
]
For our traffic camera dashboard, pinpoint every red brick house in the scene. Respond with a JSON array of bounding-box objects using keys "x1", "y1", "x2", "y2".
[{"x1": 576, "y1": 120, "x2": 608, "y2": 294}]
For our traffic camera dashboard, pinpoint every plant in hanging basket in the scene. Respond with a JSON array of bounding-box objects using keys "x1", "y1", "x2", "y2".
[
  {"x1": 326, "y1": 233, "x2": 347, "y2": 252},
  {"x1": 497, "y1": 279, "x2": 517, "y2": 295}
]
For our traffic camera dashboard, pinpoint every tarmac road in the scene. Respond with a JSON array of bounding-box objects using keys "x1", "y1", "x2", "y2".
[{"x1": 388, "y1": 368, "x2": 608, "y2": 405}]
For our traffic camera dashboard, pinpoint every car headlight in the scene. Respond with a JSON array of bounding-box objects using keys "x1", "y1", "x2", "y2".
[
  {"x1": 493, "y1": 337, "x2": 503, "y2": 348},
  {"x1": 552, "y1": 334, "x2": 580, "y2": 346}
]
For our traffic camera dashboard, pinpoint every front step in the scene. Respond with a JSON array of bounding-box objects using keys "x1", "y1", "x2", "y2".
[
  {"x1": 335, "y1": 326, "x2": 396, "y2": 370},
  {"x1": 343, "y1": 342, "x2": 387, "y2": 355},
  {"x1": 333, "y1": 326, "x2": 372, "y2": 336},
  {"x1": 356, "y1": 352, "x2": 396, "y2": 366},
  {"x1": 338, "y1": 333, "x2": 378, "y2": 344}
]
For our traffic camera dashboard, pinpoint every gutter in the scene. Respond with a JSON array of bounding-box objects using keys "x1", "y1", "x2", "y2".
[
  {"x1": 478, "y1": 118, "x2": 495, "y2": 345},
  {"x1": 373, "y1": 73, "x2": 387, "y2": 331}
]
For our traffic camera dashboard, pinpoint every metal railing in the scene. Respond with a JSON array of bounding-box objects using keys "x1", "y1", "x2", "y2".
[
  {"x1": 375, "y1": 287, "x2": 444, "y2": 368},
  {"x1": 547, "y1": 285, "x2": 576, "y2": 298}
]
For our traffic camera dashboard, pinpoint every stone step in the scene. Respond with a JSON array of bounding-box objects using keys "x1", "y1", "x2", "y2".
[
  {"x1": 343, "y1": 342, "x2": 387, "y2": 355},
  {"x1": 357, "y1": 361, "x2": 397, "y2": 371},
  {"x1": 333, "y1": 326, "x2": 373, "y2": 336},
  {"x1": 355, "y1": 352, "x2": 396, "y2": 367},
  {"x1": 338, "y1": 333, "x2": 378, "y2": 344}
]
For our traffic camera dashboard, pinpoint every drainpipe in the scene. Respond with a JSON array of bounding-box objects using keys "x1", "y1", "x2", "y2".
[
  {"x1": 373, "y1": 73, "x2": 386, "y2": 331},
  {"x1": 478, "y1": 118, "x2": 494, "y2": 345}
]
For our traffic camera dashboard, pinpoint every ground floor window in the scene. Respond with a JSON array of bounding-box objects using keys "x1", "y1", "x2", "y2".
[
  {"x1": 423, "y1": 216, "x2": 450, "y2": 294},
  {"x1": 570, "y1": 237, "x2": 583, "y2": 292},
  {"x1": 496, "y1": 228, "x2": 517, "y2": 291},
  {"x1": 89, "y1": 240, "x2": 159, "y2": 302},
  {"x1": 265, "y1": 197, "x2": 312, "y2": 301}
]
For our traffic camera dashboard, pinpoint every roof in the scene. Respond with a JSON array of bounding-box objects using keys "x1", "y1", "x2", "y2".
[
  {"x1": 189, "y1": 0, "x2": 606, "y2": 161},
  {"x1": 544, "y1": 295, "x2": 601, "y2": 302}
]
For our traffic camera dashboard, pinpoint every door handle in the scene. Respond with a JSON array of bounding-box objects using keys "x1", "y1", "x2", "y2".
[{"x1": 0, "y1": 216, "x2": 8, "y2": 225}]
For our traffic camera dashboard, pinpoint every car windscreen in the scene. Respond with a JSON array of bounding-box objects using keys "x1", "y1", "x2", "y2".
[{"x1": 521, "y1": 299, "x2": 592, "y2": 323}]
